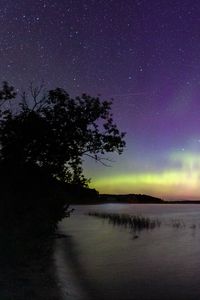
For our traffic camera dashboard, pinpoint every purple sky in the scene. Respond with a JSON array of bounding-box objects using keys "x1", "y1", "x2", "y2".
[{"x1": 1, "y1": 0, "x2": 200, "y2": 199}]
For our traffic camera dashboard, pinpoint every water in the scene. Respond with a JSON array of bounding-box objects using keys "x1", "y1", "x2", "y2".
[{"x1": 55, "y1": 204, "x2": 200, "y2": 300}]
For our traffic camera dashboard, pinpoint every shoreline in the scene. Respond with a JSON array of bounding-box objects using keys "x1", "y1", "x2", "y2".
[{"x1": 71, "y1": 201, "x2": 200, "y2": 205}]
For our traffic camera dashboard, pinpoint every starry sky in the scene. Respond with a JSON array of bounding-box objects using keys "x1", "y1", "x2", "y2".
[{"x1": 1, "y1": 0, "x2": 200, "y2": 200}]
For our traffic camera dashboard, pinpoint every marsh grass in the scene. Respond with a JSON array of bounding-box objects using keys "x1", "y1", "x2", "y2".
[
  {"x1": 171, "y1": 219, "x2": 186, "y2": 228},
  {"x1": 87, "y1": 212, "x2": 161, "y2": 231}
]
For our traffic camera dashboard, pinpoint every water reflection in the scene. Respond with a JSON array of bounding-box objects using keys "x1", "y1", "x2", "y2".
[
  {"x1": 56, "y1": 204, "x2": 200, "y2": 300},
  {"x1": 55, "y1": 235, "x2": 92, "y2": 300}
]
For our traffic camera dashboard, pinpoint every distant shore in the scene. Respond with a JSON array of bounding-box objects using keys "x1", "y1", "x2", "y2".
[{"x1": 72, "y1": 193, "x2": 200, "y2": 205}]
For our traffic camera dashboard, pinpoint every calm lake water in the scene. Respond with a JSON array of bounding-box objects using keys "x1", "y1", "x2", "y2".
[{"x1": 55, "y1": 204, "x2": 200, "y2": 300}]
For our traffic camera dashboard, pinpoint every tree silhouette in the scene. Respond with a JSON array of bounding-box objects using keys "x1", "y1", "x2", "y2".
[
  {"x1": 0, "y1": 84, "x2": 125, "y2": 183},
  {"x1": 0, "y1": 82, "x2": 126, "y2": 234}
]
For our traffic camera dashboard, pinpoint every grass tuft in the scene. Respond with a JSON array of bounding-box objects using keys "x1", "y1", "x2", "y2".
[{"x1": 87, "y1": 211, "x2": 161, "y2": 231}]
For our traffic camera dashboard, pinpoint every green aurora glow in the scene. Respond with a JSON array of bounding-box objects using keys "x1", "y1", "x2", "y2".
[{"x1": 89, "y1": 152, "x2": 200, "y2": 200}]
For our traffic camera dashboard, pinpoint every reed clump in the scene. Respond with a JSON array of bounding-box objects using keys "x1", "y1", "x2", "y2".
[
  {"x1": 171, "y1": 219, "x2": 185, "y2": 228},
  {"x1": 87, "y1": 212, "x2": 161, "y2": 230}
]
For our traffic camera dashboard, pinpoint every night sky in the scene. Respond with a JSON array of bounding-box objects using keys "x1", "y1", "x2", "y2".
[{"x1": 1, "y1": 0, "x2": 200, "y2": 199}]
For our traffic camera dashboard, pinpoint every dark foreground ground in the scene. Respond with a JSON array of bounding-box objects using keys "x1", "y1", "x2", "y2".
[{"x1": 0, "y1": 231, "x2": 62, "y2": 300}]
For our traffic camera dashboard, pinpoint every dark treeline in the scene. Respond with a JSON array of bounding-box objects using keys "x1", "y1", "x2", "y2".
[{"x1": 100, "y1": 193, "x2": 164, "y2": 204}]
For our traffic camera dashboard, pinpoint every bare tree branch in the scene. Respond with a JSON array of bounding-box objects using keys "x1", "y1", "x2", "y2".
[
  {"x1": 28, "y1": 82, "x2": 47, "y2": 111},
  {"x1": 83, "y1": 153, "x2": 115, "y2": 166}
]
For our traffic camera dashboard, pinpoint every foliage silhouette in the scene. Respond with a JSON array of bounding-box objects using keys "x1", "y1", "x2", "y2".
[{"x1": 0, "y1": 82, "x2": 126, "y2": 234}]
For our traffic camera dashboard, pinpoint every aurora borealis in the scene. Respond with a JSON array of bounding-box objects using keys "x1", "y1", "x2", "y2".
[
  {"x1": 1, "y1": 0, "x2": 200, "y2": 199},
  {"x1": 89, "y1": 152, "x2": 200, "y2": 200}
]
